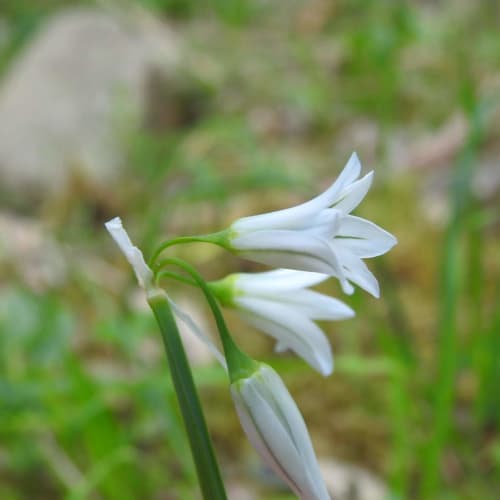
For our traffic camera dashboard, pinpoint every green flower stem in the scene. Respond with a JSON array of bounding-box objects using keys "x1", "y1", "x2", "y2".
[
  {"x1": 156, "y1": 270, "x2": 197, "y2": 287},
  {"x1": 147, "y1": 289, "x2": 227, "y2": 500},
  {"x1": 155, "y1": 258, "x2": 259, "y2": 383},
  {"x1": 148, "y1": 230, "x2": 231, "y2": 268}
]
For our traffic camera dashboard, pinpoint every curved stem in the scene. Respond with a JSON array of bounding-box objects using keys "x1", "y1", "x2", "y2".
[
  {"x1": 148, "y1": 291, "x2": 227, "y2": 500},
  {"x1": 149, "y1": 230, "x2": 231, "y2": 268},
  {"x1": 157, "y1": 258, "x2": 258, "y2": 383},
  {"x1": 156, "y1": 270, "x2": 197, "y2": 288}
]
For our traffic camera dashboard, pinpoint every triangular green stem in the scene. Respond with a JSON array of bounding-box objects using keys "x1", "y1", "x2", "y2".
[{"x1": 147, "y1": 290, "x2": 227, "y2": 500}]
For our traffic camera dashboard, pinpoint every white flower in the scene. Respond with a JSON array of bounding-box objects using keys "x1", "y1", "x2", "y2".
[
  {"x1": 210, "y1": 269, "x2": 354, "y2": 376},
  {"x1": 105, "y1": 217, "x2": 153, "y2": 290},
  {"x1": 231, "y1": 363, "x2": 330, "y2": 500},
  {"x1": 227, "y1": 153, "x2": 397, "y2": 297}
]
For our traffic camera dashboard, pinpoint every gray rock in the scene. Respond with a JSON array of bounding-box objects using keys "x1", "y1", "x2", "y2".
[
  {"x1": 0, "y1": 212, "x2": 66, "y2": 290},
  {"x1": 0, "y1": 7, "x2": 179, "y2": 199}
]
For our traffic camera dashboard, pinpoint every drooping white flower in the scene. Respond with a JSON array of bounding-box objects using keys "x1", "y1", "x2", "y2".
[
  {"x1": 209, "y1": 269, "x2": 354, "y2": 376},
  {"x1": 226, "y1": 153, "x2": 397, "y2": 297},
  {"x1": 231, "y1": 363, "x2": 331, "y2": 500}
]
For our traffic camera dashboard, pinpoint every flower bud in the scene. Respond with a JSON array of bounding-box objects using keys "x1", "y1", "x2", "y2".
[{"x1": 231, "y1": 363, "x2": 330, "y2": 500}]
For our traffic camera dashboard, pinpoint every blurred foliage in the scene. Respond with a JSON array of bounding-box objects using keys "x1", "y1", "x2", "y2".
[{"x1": 1, "y1": 0, "x2": 500, "y2": 499}]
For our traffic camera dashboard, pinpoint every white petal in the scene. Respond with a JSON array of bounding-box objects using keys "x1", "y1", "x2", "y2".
[
  {"x1": 232, "y1": 200, "x2": 319, "y2": 233},
  {"x1": 232, "y1": 380, "x2": 308, "y2": 497},
  {"x1": 105, "y1": 217, "x2": 135, "y2": 254},
  {"x1": 105, "y1": 217, "x2": 153, "y2": 289},
  {"x1": 334, "y1": 246, "x2": 380, "y2": 298},
  {"x1": 235, "y1": 269, "x2": 329, "y2": 294},
  {"x1": 311, "y1": 152, "x2": 361, "y2": 208},
  {"x1": 232, "y1": 153, "x2": 361, "y2": 233},
  {"x1": 232, "y1": 230, "x2": 345, "y2": 278},
  {"x1": 268, "y1": 289, "x2": 355, "y2": 321},
  {"x1": 343, "y1": 281, "x2": 355, "y2": 295},
  {"x1": 337, "y1": 215, "x2": 397, "y2": 258},
  {"x1": 258, "y1": 366, "x2": 331, "y2": 500},
  {"x1": 274, "y1": 340, "x2": 289, "y2": 353},
  {"x1": 238, "y1": 249, "x2": 334, "y2": 275},
  {"x1": 332, "y1": 171, "x2": 373, "y2": 213},
  {"x1": 236, "y1": 297, "x2": 333, "y2": 375},
  {"x1": 231, "y1": 387, "x2": 283, "y2": 476},
  {"x1": 305, "y1": 208, "x2": 341, "y2": 238}
]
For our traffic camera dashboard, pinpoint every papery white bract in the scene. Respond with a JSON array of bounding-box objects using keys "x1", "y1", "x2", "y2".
[
  {"x1": 105, "y1": 217, "x2": 153, "y2": 289},
  {"x1": 105, "y1": 217, "x2": 228, "y2": 368},
  {"x1": 228, "y1": 153, "x2": 397, "y2": 297},
  {"x1": 231, "y1": 363, "x2": 330, "y2": 500},
  {"x1": 211, "y1": 269, "x2": 354, "y2": 376}
]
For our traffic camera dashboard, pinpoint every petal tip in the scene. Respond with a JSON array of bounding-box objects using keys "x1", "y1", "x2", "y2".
[
  {"x1": 105, "y1": 216, "x2": 122, "y2": 230},
  {"x1": 345, "y1": 307, "x2": 356, "y2": 319},
  {"x1": 346, "y1": 151, "x2": 361, "y2": 174},
  {"x1": 341, "y1": 280, "x2": 355, "y2": 295},
  {"x1": 319, "y1": 357, "x2": 334, "y2": 377},
  {"x1": 350, "y1": 151, "x2": 360, "y2": 164}
]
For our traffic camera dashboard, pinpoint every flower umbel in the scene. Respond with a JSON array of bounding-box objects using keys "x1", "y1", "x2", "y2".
[
  {"x1": 209, "y1": 269, "x2": 354, "y2": 375},
  {"x1": 231, "y1": 363, "x2": 330, "y2": 500},
  {"x1": 226, "y1": 153, "x2": 397, "y2": 296}
]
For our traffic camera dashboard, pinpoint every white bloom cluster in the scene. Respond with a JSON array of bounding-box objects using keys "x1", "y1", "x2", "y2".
[
  {"x1": 211, "y1": 153, "x2": 396, "y2": 376},
  {"x1": 104, "y1": 153, "x2": 396, "y2": 500}
]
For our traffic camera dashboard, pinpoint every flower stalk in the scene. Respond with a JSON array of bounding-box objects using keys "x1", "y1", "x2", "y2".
[
  {"x1": 148, "y1": 291, "x2": 227, "y2": 500},
  {"x1": 149, "y1": 230, "x2": 232, "y2": 268},
  {"x1": 155, "y1": 257, "x2": 258, "y2": 382},
  {"x1": 105, "y1": 218, "x2": 227, "y2": 500}
]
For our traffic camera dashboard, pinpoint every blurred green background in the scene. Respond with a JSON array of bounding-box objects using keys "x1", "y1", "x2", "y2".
[{"x1": 0, "y1": 1, "x2": 499, "y2": 499}]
